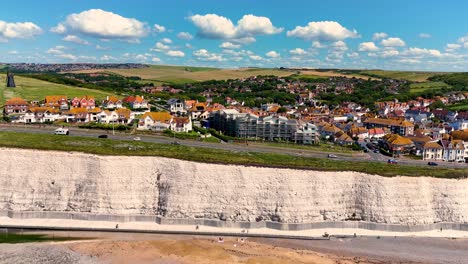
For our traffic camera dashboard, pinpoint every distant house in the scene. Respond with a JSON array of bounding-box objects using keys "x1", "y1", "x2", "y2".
[
  {"x1": 4, "y1": 97, "x2": 28, "y2": 115},
  {"x1": 114, "y1": 108, "x2": 132, "y2": 124},
  {"x1": 368, "y1": 128, "x2": 386, "y2": 139},
  {"x1": 170, "y1": 116, "x2": 192, "y2": 132},
  {"x1": 64, "y1": 108, "x2": 89, "y2": 123},
  {"x1": 364, "y1": 118, "x2": 414, "y2": 136},
  {"x1": 423, "y1": 139, "x2": 465, "y2": 162},
  {"x1": 168, "y1": 98, "x2": 186, "y2": 114},
  {"x1": 335, "y1": 131, "x2": 354, "y2": 145},
  {"x1": 123, "y1": 95, "x2": 148, "y2": 109},
  {"x1": 189, "y1": 102, "x2": 207, "y2": 120},
  {"x1": 14, "y1": 107, "x2": 60, "y2": 123},
  {"x1": 382, "y1": 134, "x2": 414, "y2": 155},
  {"x1": 138, "y1": 112, "x2": 172, "y2": 131},
  {"x1": 44, "y1": 95, "x2": 68, "y2": 110},
  {"x1": 87, "y1": 107, "x2": 102, "y2": 122},
  {"x1": 101, "y1": 96, "x2": 123, "y2": 109},
  {"x1": 348, "y1": 126, "x2": 369, "y2": 141},
  {"x1": 71, "y1": 95, "x2": 95, "y2": 109}
]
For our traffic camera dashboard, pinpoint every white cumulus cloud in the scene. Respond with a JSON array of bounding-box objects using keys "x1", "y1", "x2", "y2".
[
  {"x1": 287, "y1": 21, "x2": 359, "y2": 42},
  {"x1": 289, "y1": 48, "x2": 307, "y2": 55},
  {"x1": 0, "y1": 20, "x2": 42, "y2": 41},
  {"x1": 249, "y1": 55, "x2": 263, "y2": 61},
  {"x1": 372, "y1": 32, "x2": 388, "y2": 40},
  {"x1": 153, "y1": 24, "x2": 166, "y2": 33},
  {"x1": 193, "y1": 49, "x2": 225, "y2": 61},
  {"x1": 189, "y1": 13, "x2": 282, "y2": 43},
  {"x1": 52, "y1": 9, "x2": 149, "y2": 40},
  {"x1": 380, "y1": 37, "x2": 406, "y2": 47},
  {"x1": 401, "y1": 47, "x2": 441, "y2": 57},
  {"x1": 219, "y1": 42, "x2": 241, "y2": 49},
  {"x1": 161, "y1": 38, "x2": 172, "y2": 44},
  {"x1": 166, "y1": 50, "x2": 185, "y2": 57},
  {"x1": 177, "y1": 32, "x2": 193, "y2": 40},
  {"x1": 458, "y1": 36, "x2": 468, "y2": 48},
  {"x1": 265, "y1": 51, "x2": 280, "y2": 58},
  {"x1": 445, "y1": 43, "x2": 461, "y2": 52},
  {"x1": 358, "y1": 42, "x2": 379, "y2": 52},
  {"x1": 62, "y1": 35, "x2": 89, "y2": 45}
]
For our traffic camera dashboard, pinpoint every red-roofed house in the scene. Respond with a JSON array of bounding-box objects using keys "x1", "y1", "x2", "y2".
[
  {"x1": 123, "y1": 95, "x2": 148, "y2": 109},
  {"x1": 71, "y1": 95, "x2": 95, "y2": 109}
]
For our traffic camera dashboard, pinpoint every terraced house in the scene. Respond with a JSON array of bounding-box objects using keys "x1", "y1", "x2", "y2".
[
  {"x1": 423, "y1": 139, "x2": 465, "y2": 162},
  {"x1": 363, "y1": 118, "x2": 414, "y2": 136},
  {"x1": 15, "y1": 107, "x2": 60, "y2": 123}
]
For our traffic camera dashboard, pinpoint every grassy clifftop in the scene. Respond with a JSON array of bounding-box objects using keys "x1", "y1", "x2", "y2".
[{"x1": 0, "y1": 131, "x2": 465, "y2": 178}]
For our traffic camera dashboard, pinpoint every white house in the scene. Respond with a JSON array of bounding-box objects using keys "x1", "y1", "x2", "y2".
[
  {"x1": 170, "y1": 116, "x2": 192, "y2": 132},
  {"x1": 138, "y1": 112, "x2": 173, "y2": 131}
]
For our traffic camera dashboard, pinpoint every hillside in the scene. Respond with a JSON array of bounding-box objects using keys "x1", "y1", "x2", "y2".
[
  {"x1": 71, "y1": 65, "x2": 294, "y2": 84},
  {"x1": 0, "y1": 74, "x2": 118, "y2": 105},
  {"x1": 360, "y1": 70, "x2": 450, "y2": 82}
]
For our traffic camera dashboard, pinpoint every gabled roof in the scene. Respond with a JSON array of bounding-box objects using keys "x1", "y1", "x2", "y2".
[
  {"x1": 142, "y1": 112, "x2": 172, "y2": 123},
  {"x1": 451, "y1": 129, "x2": 468, "y2": 141},
  {"x1": 66, "y1": 108, "x2": 88, "y2": 115},
  {"x1": 423, "y1": 141, "x2": 443, "y2": 149},
  {"x1": 45, "y1": 95, "x2": 67, "y2": 103},
  {"x1": 29, "y1": 107, "x2": 59, "y2": 114},
  {"x1": 172, "y1": 117, "x2": 190, "y2": 127},
  {"x1": 190, "y1": 102, "x2": 207, "y2": 112},
  {"x1": 5, "y1": 97, "x2": 27, "y2": 106},
  {"x1": 384, "y1": 134, "x2": 413, "y2": 146},
  {"x1": 115, "y1": 108, "x2": 131, "y2": 119},
  {"x1": 88, "y1": 107, "x2": 102, "y2": 113}
]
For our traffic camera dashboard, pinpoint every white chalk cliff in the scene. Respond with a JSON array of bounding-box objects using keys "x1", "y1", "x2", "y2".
[{"x1": 0, "y1": 148, "x2": 467, "y2": 225}]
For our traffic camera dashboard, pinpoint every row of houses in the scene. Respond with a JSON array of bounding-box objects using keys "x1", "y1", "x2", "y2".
[{"x1": 3, "y1": 95, "x2": 149, "y2": 116}]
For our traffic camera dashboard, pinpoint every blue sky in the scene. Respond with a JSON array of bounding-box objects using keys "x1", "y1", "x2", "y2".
[{"x1": 1, "y1": 0, "x2": 467, "y2": 71}]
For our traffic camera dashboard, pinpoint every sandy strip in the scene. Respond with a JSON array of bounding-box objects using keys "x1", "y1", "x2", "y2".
[{"x1": 1, "y1": 217, "x2": 467, "y2": 239}]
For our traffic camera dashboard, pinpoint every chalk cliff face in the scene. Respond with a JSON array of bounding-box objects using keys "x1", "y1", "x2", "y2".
[{"x1": 0, "y1": 148, "x2": 467, "y2": 225}]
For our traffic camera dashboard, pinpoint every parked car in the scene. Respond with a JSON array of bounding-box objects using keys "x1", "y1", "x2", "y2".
[
  {"x1": 98, "y1": 135, "x2": 108, "y2": 139},
  {"x1": 328, "y1": 154, "x2": 338, "y2": 158},
  {"x1": 133, "y1": 137, "x2": 141, "y2": 141},
  {"x1": 171, "y1": 141, "x2": 180, "y2": 145},
  {"x1": 54, "y1": 128, "x2": 69, "y2": 135},
  {"x1": 387, "y1": 159, "x2": 398, "y2": 164},
  {"x1": 427, "y1": 162, "x2": 438, "y2": 166},
  {"x1": 373, "y1": 149, "x2": 379, "y2": 153}
]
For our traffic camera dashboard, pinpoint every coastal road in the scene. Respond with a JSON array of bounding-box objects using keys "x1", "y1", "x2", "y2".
[{"x1": 0, "y1": 124, "x2": 466, "y2": 169}]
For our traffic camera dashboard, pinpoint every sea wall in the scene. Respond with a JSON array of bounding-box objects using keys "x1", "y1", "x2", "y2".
[{"x1": 0, "y1": 148, "x2": 467, "y2": 226}]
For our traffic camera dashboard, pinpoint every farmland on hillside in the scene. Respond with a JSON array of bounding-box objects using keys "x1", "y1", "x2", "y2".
[
  {"x1": 409, "y1": 81, "x2": 451, "y2": 93},
  {"x1": 71, "y1": 65, "x2": 294, "y2": 83},
  {"x1": 0, "y1": 74, "x2": 118, "y2": 105},
  {"x1": 361, "y1": 70, "x2": 449, "y2": 82}
]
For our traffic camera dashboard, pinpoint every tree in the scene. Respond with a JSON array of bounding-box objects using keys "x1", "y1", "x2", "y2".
[
  {"x1": 277, "y1": 107, "x2": 287, "y2": 114},
  {"x1": 429, "y1": 100, "x2": 445, "y2": 110}
]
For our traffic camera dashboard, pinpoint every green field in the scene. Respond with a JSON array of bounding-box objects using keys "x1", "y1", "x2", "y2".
[
  {"x1": 361, "y1": 70, "x2": 449, "y2": 82},
  {"x1": 0, "y1": 131, "x2": 466, "y2": 178},
  {"x1": 0, "y1": 74, "x2": 118, "y2": 105},
  {"x1": 71, "y1": 65, "x2": 294, "y2": 84},
  {"x1": 409, "y1": 81, "x2": 451, "y2": 93}
]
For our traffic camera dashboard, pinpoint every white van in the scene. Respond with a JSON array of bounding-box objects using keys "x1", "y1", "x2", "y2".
[{"x1": 54, "y1": 128, "x2": 69, "y2": 135}]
